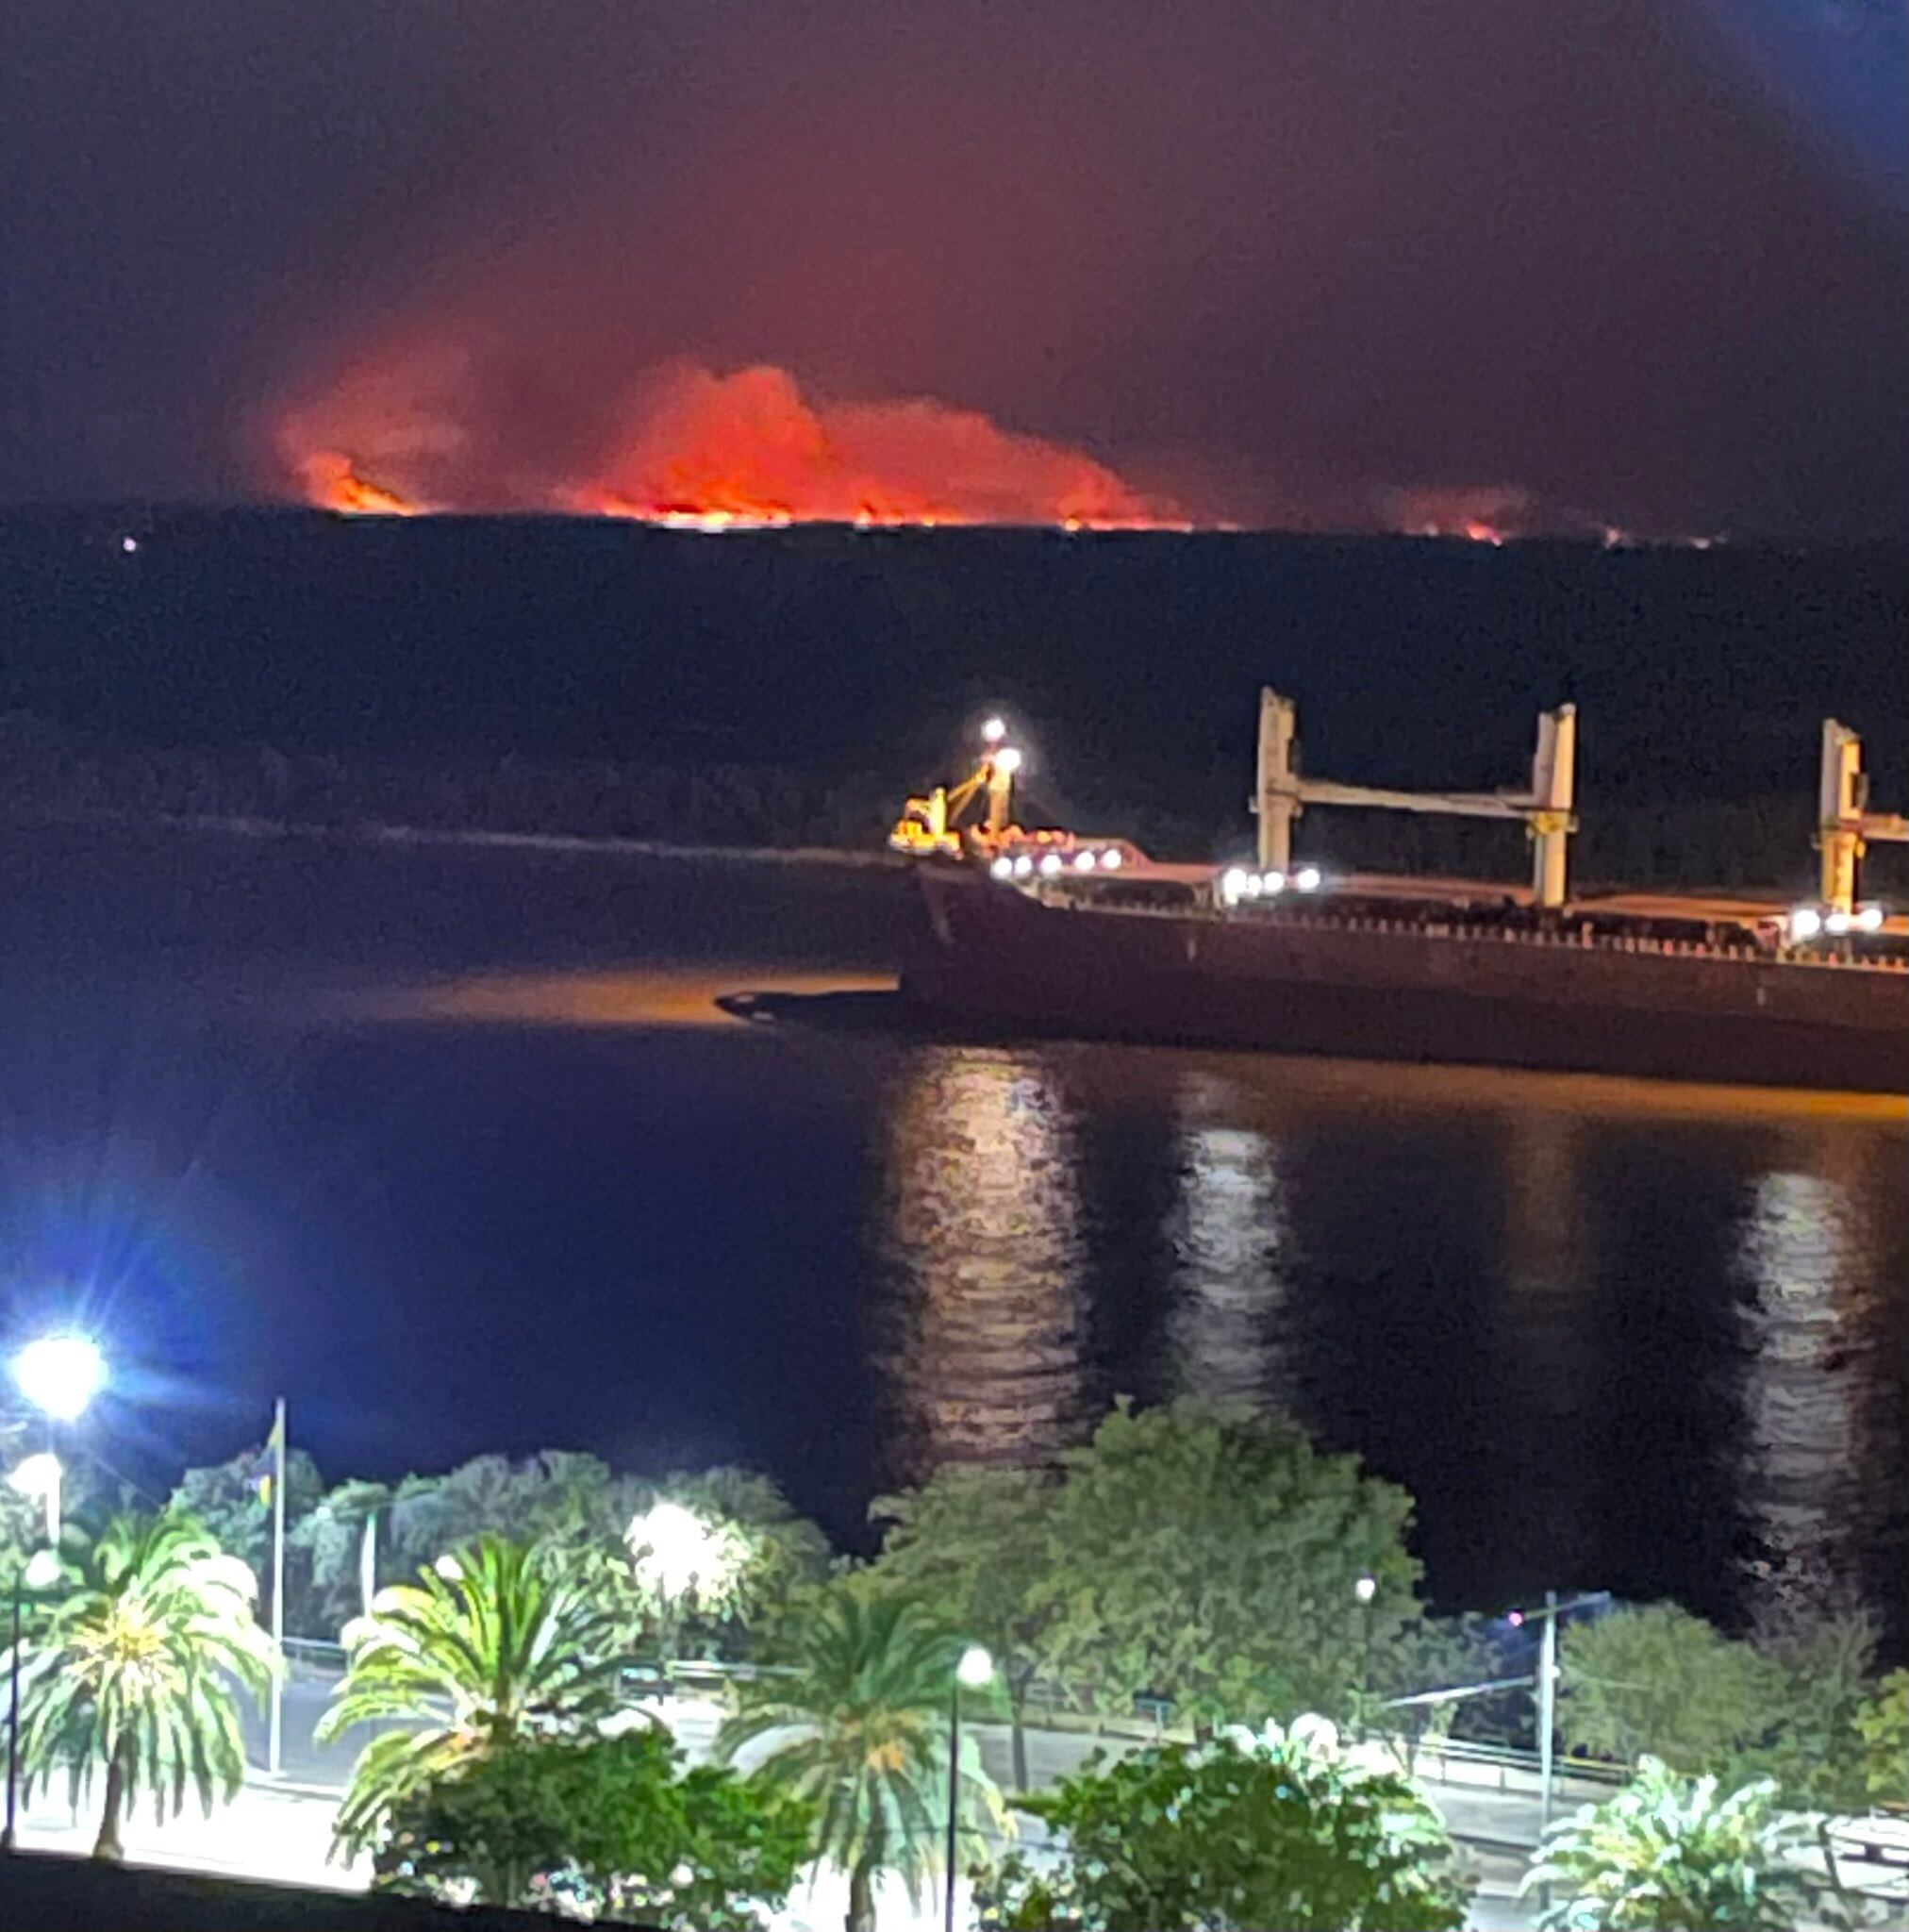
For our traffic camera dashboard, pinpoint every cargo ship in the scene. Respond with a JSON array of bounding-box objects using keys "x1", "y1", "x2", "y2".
[{"x1": 891, "y1": 701, "x2": 1909, "y2": 1094}]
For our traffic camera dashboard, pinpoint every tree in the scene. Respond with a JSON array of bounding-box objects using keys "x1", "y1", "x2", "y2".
[
  {"x1": 1558, "y1": 1603, "x2": 1774, "y2": 1771},
  {"x1": 1854, "y1": 1669, "x2": 1907, "y2": 1808},
  {"x1": 987, "y1": 1716, "x2": 1469, "y2": 1930},
  {"x1": 1521, "y1": 1757, "x2": 1815, "y2": 1930},
  {"x1": 374, "y1": 1726, "x2": 813, "y2": 1928},
  {"x1": 717, "y1": 1590, "x2": 1004, "y2": 1932},
  {"x1": 1032, "y1": 1400, "x2": 1422, "y2": 1724},
  {"x1": 291, "y1": 1476, "x2": 392, "y2": 1635},
  {"x1": 319, "y1": 1533, "x2": 623, "y2": 1857},
  {"x1": 167, "y1": 1443, "x2": 326, "y2": 1635},
  {"x1": 868, "y1": 1463, "x2": 1061, "y2": 1788},
  {"x1": 13, "y1": 1509, "x2": 275, "y2": 1858},
  {"x1": 358, "y1": 1455, "x2": 827, "y2": 1660}
]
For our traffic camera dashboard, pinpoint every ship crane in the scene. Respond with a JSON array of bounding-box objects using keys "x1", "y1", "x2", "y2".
[
  {"x1": 1253, "y1": 689, "x2": 1578, "y2": 909},
  {"x1": 889, "y1": 717, "x2": 1022, "y2": 858},
  {"x1": 1815, "y1": 718, "x2": 1907, "y2": 917}
]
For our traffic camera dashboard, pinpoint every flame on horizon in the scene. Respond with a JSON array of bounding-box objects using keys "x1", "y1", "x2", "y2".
[
  {"x1": 298, "y1": 449, "x2": 421, "y2": 516},
  {"x1": 273, "y1": 353, "x2": 1188, "y2": 531}
]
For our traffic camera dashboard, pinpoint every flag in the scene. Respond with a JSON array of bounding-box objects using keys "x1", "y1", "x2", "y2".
[{"x1": 252, "y1": 1407, "x2": 285, "y2": 1508}]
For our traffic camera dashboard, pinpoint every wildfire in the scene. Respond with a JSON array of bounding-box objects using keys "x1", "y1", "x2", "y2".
[
  {"x1": 271, "y1": 355, "x2": 1187, "y2": 530},
  {"x1": 298, "y1": 450, "x2": 419, "y2": 517}
]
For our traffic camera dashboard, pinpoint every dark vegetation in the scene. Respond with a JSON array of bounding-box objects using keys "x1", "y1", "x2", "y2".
[{"x1": 1, "y1": 511, "x2": 1902, "y2": 893}]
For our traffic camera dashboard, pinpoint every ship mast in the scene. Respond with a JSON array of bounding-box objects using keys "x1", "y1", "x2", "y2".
[{"x1": 1253, "y1": 689, "x2": 1579, "y2": 909}]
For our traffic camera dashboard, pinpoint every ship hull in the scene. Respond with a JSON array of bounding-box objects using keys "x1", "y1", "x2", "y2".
[{"x1": 906, "y1": 874, "x2": 1909, "y2": 1094}]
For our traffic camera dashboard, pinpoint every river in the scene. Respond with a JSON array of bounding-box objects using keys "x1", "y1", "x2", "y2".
[{"x1": 2, "y1": 824, "x2": 1903, "y2": 1650}]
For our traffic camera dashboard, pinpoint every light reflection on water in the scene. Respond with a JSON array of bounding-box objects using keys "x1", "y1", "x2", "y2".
[
  {"x1": 871, "y1": 1050, "x2": 1091, "y2": 1475},
  {"x1": 861, "y1": 1039, "x2": 1908, "y2": 1646}
]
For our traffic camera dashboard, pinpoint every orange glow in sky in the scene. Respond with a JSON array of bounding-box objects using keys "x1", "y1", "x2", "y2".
[{"x1": 274, "y1": 355, "x2": 1187, "y2": 530}]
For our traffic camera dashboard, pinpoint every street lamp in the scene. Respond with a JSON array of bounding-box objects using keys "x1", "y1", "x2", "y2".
[
  {"x1": 9, "y1": 1335, "x2": 107, "y2": 1425},
  {"x1": 7, "y1": 1455, "x2": 62, "y2": 1549},
  {"x1": 4, "y1": 1546, "x2": 63, "y2": 1851},
  {"x1": 628, "y1": 1500, "x2": 724, "y2": 1601},
  {"x1": 946, "y1": 1644, "x2": 993, "y2": 1932},
  {"x1": 1353, "y1": 1574, "x2": 1378, "y2": 1739}
]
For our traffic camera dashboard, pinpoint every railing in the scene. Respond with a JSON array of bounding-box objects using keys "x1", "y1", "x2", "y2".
[{"x1": 1031, "y1": 882, "x2": 1909, "y2": 974}]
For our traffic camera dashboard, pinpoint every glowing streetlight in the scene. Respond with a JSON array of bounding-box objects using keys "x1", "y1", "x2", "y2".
[
  {"x1": 627, "y1": 1499, "x2": 740, "y2": 1604},
  {"x1": 946, "y1": 1644, "x2": 994, "y2": 1932},
  {"x1": 980, "y1": 716, "x2": 1007, "y2": 745},
  {"x1": 992, "y1": 745, "x2": 1021, "y2": 775},
  {"x1": 1353, "y1": 1574, "x2": 1379, "y2": 1739},
  {"x1": 8, "y1": 1452, "x2": 63, "y2": 1546},
  {"x1": 9, "y1": 1335, "x2": 107, "y2": 1424}
]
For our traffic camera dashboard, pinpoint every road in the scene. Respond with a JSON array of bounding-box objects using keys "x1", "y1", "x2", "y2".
[{"x1": 20, "y1": 1664, "x2": 1904, "y2": 1931}]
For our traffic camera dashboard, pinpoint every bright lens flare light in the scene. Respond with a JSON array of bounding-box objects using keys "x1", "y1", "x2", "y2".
[
  {"x1": 957, "y1": 1643, "x2": 995, "y2": 1688},
  {"x1": 7, "y1": 1451, "x2": 61, "y2": 1500},
  {"x1": 10, "y1": 1334, "x2": 108, "y2": 1422},
  {"x1": 626, "y1": 1498, "x2": 744, "y2": 1603}
]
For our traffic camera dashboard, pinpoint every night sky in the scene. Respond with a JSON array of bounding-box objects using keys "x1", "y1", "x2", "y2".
[{"x1": 3, "y1": 0, "x2": 1903, "y2": 537}]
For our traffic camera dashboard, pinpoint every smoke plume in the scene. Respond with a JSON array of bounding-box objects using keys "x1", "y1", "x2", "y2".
[{"x1": 271, "y1": 349, "x2": 1187, "y2": 529}]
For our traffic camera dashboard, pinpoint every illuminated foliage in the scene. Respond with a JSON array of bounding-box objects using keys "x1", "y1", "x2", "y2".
[
  {"x1": 13, "y1": 1510, "x2": 275, "y2": 1859},
  {"x1": 1558, "y1": 1604, "x2": 1775, "y2": 1771},
  {"x1": 1032, "y1": 1400, "x2": 1421, "y2": 1724},
  {"x1": 986, "y1": 1716, "x2": 1469, "y2": 1931},
  {"x1": 319, "y1": 1534, "x2": 622, "y2": 1857},
  {"x1": 1854, "y1": 1670, "x2": 1908, "y2": 1807},
  {"x1": 374, "y1": 1725, "x2": 813, "y2": 1928},
  {"x1": 717, "y1": 1590, "x2": 1003, "y2": 1932},
  {"x1": 1521, "y1": 1757, "x2": 1815, "y2": 1930},
  {"x1": 868, "y1": 1463, "x2": 1062, "y2": 1788}
]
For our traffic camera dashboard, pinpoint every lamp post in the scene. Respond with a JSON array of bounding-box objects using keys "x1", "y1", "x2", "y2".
[
  {"x1": 1353, "y1": 1574, "x2": 1378, "y2": 1740},
  {"x1": 8, "y1": 1335, "x2": 108, "y2": 1545},
  {"x1": 946, "y1": 1644, "x2": 993, "y2": 1932}
]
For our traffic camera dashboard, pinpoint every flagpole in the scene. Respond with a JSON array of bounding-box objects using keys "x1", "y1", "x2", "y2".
[{"x1": 268, "y1": 1396, "x2": 287, "y2": 1775}]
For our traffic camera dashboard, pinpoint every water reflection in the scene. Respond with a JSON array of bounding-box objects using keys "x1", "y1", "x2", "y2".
[
  {"x1": 1731, "y1": 1146, "x2": 1884, "y2": 1619},
  {"x1": 1163, "y1": 1095, "x2": 1293, "y2": 1408},
  {"x1": 870, "y1": 1046, "x2": 1090, "y2": 1476}
]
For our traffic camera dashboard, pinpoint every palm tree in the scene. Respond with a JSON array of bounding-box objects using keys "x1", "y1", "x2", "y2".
[
  {"x1": 1521, "y1": 1757, "x2": 1816, "y2": 1930},
  {"x1": 717, "y1": 1591, "x2": 1003, "y2": 1932},
  {"x1": 12, "y1": 1509, "x2": 275, "y2": 1859},
  {"x1": 318, "y1": 1533, "x2": 623, "y2": 1857}
]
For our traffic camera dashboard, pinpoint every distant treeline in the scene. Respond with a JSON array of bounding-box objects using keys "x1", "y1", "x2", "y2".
[{"x1": 2, "y1": 711, "x2": 1897, "y2": 898}]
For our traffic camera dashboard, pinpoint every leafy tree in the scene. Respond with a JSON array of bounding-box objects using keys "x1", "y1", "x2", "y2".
[
  {"x1": 1522, "y1": 1757, "x2": 1815, "y2": 1930},
  {"x1": 868, "y1": 1463, "x2": 1061, "y2": 1788},
  {"x1": 290, "y1": 1476, "x2": 393, "y2": 1635},
  {"x1": 616, "y1": 1467, "x2": 832, "y2": 1659},
  {"x1": 1854, "y1": 1669, "x2": 1907, "y2": 1807},
  {"x1": 1558, "y1": 1603, "x2": 1775, "y2": 1771},
  {"x1": 13, "y1": 1509, "x2": 275, "y2": 1858},
  {"x1": 167, "y1": 1443, "x2": 326, "y2": 1635},
  {"x1": 987, "y1": 1716, "x2": 1469, "y2": 1930},
  {"x1": 717, "y1": 1590, "x2": 1004, "y2": 1932},
  {"x1": 363, "y1": 1455, "x2": 827, "y2": 1660},
  {"x1": 375, "y1": 1726, "x2": 813, "y2": 1927},
  {"x1": 1366, "y1": 1615, "x2": 1502, "y2": 1774},
  {"x1": 319, "y1": 1533, "x2": 624, "y2": 1857},
  {"x1": 1032, "y1": 1400, "x2": 1421, "y2": 1724}
]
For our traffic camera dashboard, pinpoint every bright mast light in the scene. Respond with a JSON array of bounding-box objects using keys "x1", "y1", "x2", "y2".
[
  {"x1": 993, "y1": 746, "x2": 1022, "y2": 774},
  {"x1": 981, "y1": 716, "x2": 1007, "y2": 744},
  {"x1": 10, "y1": 1334, "x2": 108, "y2": 1423}
]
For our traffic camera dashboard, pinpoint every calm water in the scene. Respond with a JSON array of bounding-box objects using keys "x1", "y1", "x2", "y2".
[{"x1": 2, "y1": 826, "x2": 1904, "y2": 1648}]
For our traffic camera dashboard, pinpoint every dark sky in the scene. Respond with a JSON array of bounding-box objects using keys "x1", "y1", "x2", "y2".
[{"x1": 2, "y1": 0, "x2": 1903, "y2": 536}]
